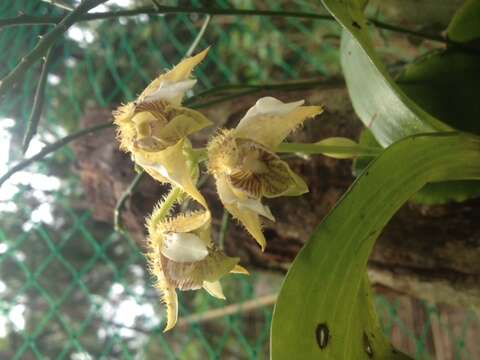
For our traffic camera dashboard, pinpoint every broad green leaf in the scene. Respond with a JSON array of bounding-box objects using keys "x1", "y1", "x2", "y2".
[
  {"x1": 352, "y1": 128, "x2": 380, "y2": 176},
  {"x1": 396, "y1": 49, "x2": 480, "y2": 202},
  {"x1": 322, "y1": 0, "x2": 451, "y2": 146},
  {"x1": 353, "y1": 129, "x2": 480, "y2": 204},
  {"x1": 447, "y1": 0, "x2": 480, "y2": 43},
  {"x1": 271, "y1": 133, "x2": 480, "y2": 359},
  {"x1": 411, "y1": 180, "x2": 480, "y2": 205}
]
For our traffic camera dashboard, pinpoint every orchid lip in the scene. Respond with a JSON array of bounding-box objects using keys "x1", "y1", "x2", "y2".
[{"x1": 161, "y1": 232, "x2": 209, "y2": 263}]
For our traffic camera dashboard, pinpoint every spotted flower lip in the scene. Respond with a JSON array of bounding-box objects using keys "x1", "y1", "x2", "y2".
[
  {"x1": 113, "y1": 48, "x2": 212, "y2": 207},
  {"x1": 208, "y1": 97, "x2": 323, "y2": 249},
  {"x1": 147, "y1": 209, "x2": 247, "y2": 331}
]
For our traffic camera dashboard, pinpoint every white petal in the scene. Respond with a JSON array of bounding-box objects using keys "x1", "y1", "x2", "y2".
[
  {"x1": 237, "y1": 198, "x2": 275, "y2": 221},
  {"x1": 143, "y1": 79, "x2": 197, "y2": 104},
  {"x1": 236, "y1": 97, "x2": 304, "y2": 130},
  {"x1": 203, "y1": 281, "x2": 226, "y2": 300},
  {"x1": 162, "y1": 232, "x2": 209, "y2": 263},
  {"x1": 217, "y1": 177, "x2": 275, "y2": 221},
  {"x1": 134, "y1": 156, "x2": 175, "y2": 181}
]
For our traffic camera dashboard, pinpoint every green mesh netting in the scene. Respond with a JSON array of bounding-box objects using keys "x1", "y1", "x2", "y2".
[{"x1": 0, "y1": 1, "x2": 479, "y2": 359}]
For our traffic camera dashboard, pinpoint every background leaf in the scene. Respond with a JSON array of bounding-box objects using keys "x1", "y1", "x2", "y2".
[
  {"x1": 271, "y1": 133, "x2": 480, "y2": 359},
  {"x1": 325, "y1": 0, "x2": 480, "y2": 203},
  {"x1": 398, "y1": 49, "x2": 480, "y2": 135},
  {"x1": 322, "y1": 0, "x2": 451, "y2": 147},
  {"x1": 447, "y1": 0, "x2": 480, "y2": 44}
]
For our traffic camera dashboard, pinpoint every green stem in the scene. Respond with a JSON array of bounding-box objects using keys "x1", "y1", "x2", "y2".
[
  {"x1": 184, "y1": 14, "x2": 212, "y2": 58},
  {"x1": 189, "y1": 148, "x2": 208, "y2": 162},
  {"x1": 185, "y1": 79, "x2": 337, "y2": 106},
  {"x1": 22, "y1": 46, "x2": 54, "y2": 154},
  {"x1": 114, "y1": 171, "x2": 146, "y2": 233},
  {"x1": 276, "y1": 142, "x2": 382, "y2": 157},
  {"x1": 0, "y1": 0, "x2": 108, "y2": 100},
  {"x1": 0, "y1": 5, "x2": 462, "y2": 48},
  {"x1": 0, "y1": 121, "x2": 113, "y2": 188},
  {"x1": 218, "y1": 211, "x2": 230, "y2": 250},
  {"x1": 41, "y1": 0, "x2": 74, "y2": 11},
  {"x1": 148, "y1": 187, "x2": 182, "y2": 229}
]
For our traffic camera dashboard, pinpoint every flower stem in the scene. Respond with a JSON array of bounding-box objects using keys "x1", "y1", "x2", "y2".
[
  {"x1": 114, "y1": 170, "x2": 146, "y2": 233},
  {"x1": 22, "y1": 46, "x2": 55, "y2": 154},
  {"x1": 185, "y1": 79, "x2": 338, "y2": 106},
  {"x1": 148, "y1": 187, "x2": 182, "y2": 229},
  {"x1": 218, "y1": 211, "x2": 230, "y2": 250},
  {"x1": 184, "y1": 14, "x2": 211, "y2": 58},
  {"x1": 276, "y1": 142, "x2": 382, "y2": 158}
]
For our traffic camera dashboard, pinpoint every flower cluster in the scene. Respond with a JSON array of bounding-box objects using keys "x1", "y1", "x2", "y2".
[{"x1": 114, "y1": 49, "x2": 323, "y2": 330}]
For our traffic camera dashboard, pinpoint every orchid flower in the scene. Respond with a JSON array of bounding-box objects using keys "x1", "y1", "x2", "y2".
[
  {"x1": 113, "y1": 48, "x2": 211, "y2": 207},
  {"x1": 207, "y1": 97, "x2": 323, "y2": 249},
  {"x1": 146, "y1": 207, "x2": 247, "y2": 331}
]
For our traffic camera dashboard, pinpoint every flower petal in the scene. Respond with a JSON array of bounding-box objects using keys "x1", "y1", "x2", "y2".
[
  {"x1": 219, "y1": 176, "x2": 274, "y2": 221},
  {"x1": 154, "y1": 107, "x2": 212, "y2": 144},
  {"x1": 236, "y1": 197, "x2": 275, "y2": 221},
  {"x1": 162, "y1": 232, "x2": 209, "y2": 263},
  {"x1": 161, "y1": 248, "x2": 239, "y2": 291},
  {"x1": 113, "y1": 102, "x2": 137, "y2": 152},
  {"x1": 224, "y1": 202, "x2": 267, "y2": 250},
  {"x1": 234, "y1": 97, "x2": 323, "y2": 149},
  {"x1": 140, "y1": 48, "x2": 209, "y2": 105},
  {"x1": 149, "y1": 210, "x2": 211, "y2": 236},
  {"x1": 231, "y1": 264, "x2": 249, "y2": 275},
  {"x1": 143, "y1": 79, "x2": 197, "y2": 104},
  {"x1": 135, "y1": 139, "x2": 208, "y2": 208},
  {"x1": 240, "y1": 97, "x2": 304, "y2": 121},
  {"x1": 260, "y1": 158, "x2": 309, "y2": 198},
  {"x1": 216, "y1": 176, "x2": 269, "y2": 250},
  {"x1": 155, "y1": 272, "x2": 178, "y2": 332},
  {"x1": 203, "y1": 281, "x2": 226, "y2": 300}
]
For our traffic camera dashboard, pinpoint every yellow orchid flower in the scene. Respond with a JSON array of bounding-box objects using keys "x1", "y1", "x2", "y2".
[
  {"x1": 146, "y1": 207, "x2": 248, "y2": 331},
  {"x1": 113, "y1": 48, "x2": 212, "y2": 207},
  {"x1": 208, "y1": 97, "x2": 323, "y2": 249}
]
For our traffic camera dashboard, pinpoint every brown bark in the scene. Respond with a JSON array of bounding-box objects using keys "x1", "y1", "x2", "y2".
[{"x1": 72, "y1": 83, "x2": 480, "y2": 310}]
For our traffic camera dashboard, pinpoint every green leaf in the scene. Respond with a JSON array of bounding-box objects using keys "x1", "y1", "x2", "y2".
[
  {"x1": 353, "y1": 129, "x2": 480, "y2": 203},
  {"x1": 271, "y1": 133, "x2": 480, "y2": 359},
  {"x1": 411, "y1": 180, "x2": 480, "y2": 205},
  {"x1": 398, "y1": 49, "x2": 480, "y2": 135},
  {"x1": 322, "y1": 0, "x2": 451, "y2": 147},
  {"x1": 396, "y1": 49, "x2": 480, "y2": 203},
  {"x1": 352, "y1": 128, "x2": 380, "y2": 176},
  {"x1": 447, "y1": 0, "x2": 480, "y2": 43}
]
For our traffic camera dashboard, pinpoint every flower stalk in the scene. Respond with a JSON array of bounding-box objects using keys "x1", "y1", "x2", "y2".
[{"x1": 276, "y1": 141, "x2": 381, "y2": 158}]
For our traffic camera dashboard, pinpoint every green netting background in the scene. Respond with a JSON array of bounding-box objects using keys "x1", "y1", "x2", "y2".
[{"x1": 0, "y1": 1, "x2": 479, "y2": 359}]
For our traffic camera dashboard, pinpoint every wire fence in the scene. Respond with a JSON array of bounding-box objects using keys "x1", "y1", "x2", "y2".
[{"x1": 0, "y1": 0, "x2": 479, "y2": 359}]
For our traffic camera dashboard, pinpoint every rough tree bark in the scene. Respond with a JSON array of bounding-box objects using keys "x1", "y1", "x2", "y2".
[{"x1": 72, "y1": 82, "x2": 480, "y2": 310}]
